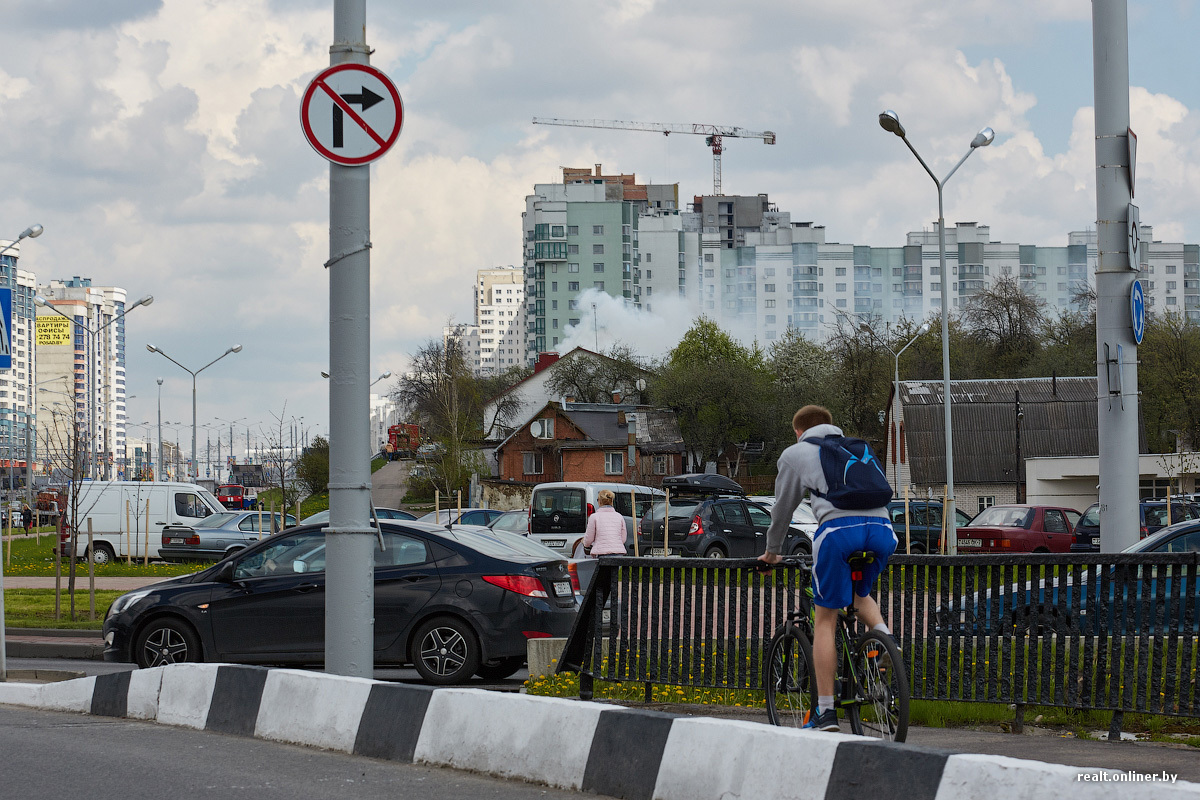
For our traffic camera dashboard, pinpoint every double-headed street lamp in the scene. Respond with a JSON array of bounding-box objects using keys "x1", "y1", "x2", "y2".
[
  {"x1": 147, "y1": 343, "x2": 242, "y2": 482},
  {"x1": 861, "y1": 321, "x2": 931, "y2": 491},
  {"x1": 35, "y1": 293, "x2": 154, "y2": 479},
  {"x1": 878, "y1": 109, "x2": 993, "y2": 555}
]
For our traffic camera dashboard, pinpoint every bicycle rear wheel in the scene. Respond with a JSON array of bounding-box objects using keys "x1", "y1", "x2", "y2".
[
  {"x1": 765, "y1": 624, "x2": 817, "y2": 728},
  {"x1": 847, "y1": 630, "x2": 909, "y2": 742}
]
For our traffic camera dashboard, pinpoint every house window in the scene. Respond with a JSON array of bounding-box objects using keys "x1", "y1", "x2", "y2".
[
  {"x1": 593, "y1": 262, "x2": 605, "y2": 273},
  {"x1": 568, "y1": 225, "x2": 579, "y2": 235},
  {"x1": 593, "y1": 244, "x2": 604, "y2": 254},
  {"x1": 568, "y1": 244, "x2": 579, "y2": 254},
  {"x1": 605, "y1": 451, "x2": 624, "y2": 475},
  {"x1": 653, "y1": 455, "x2": 669, "y2": 475},
  {"x1": 523, "y1": 452, "x2": 543, "y2": 475},
  {"x1": 569, "y1": 282, "x2": 579, "y2": 291},
  {"x1": 568, "y1": 263, "x2": 579, "y2": 273},
  {"x1": 977, "y1": 496, "x2": 996, "y2": 514},
  {"x1": 704, "y1": 253, "x2": 714, "y2": 262},
  {"x1": 593, "y1": 225, "x2": 604, "y2": 235},
  {"x1": 594, "y1": 281, "x2": 605, "y2": 290}
]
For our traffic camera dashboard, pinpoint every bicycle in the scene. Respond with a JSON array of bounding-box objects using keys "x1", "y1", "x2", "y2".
[{"x1": 759, "y1": 553, "x2": 909, "y2": 742}]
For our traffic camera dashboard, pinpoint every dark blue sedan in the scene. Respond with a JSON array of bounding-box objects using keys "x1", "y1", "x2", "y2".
[{"x1": 103, "y1": 520, "x2": 577, "y2": 684}]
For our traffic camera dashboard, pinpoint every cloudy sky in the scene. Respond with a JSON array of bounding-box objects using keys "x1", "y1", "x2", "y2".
[{"x1": 2, "y1": 0, "x2": 1196, "y2": 452}]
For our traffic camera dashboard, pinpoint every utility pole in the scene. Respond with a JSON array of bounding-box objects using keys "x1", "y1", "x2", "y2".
[
  {"x1": 1092, "y1": 0, "x2": 1140, "y2": 552},
  {"x1": 325, "y1": 0, "x2": 375, "y2": 678}
]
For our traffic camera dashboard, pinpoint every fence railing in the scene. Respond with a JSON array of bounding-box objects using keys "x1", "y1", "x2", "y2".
[{"x1": 557, "y1": 554, "x2": 1200, "y2": 731}]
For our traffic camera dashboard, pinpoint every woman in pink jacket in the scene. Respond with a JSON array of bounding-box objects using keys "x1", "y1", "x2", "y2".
[{"x1": 582, "y1": 489, "x2": 626, "y2": 556}]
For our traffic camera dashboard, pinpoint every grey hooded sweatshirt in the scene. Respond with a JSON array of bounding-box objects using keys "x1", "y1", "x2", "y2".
[{"x1": 764, "y1": 423, "x2": 890, "y2": 555}]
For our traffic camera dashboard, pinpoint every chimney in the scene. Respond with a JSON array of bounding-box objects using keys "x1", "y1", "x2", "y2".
[
  {"x1": 595, "y1": 164, "x2": 602, "y2": 177},
  {"x1": 612, "y1": 391, "x2": 622, "y2": 404},
  {"x1": 617, "y1": 411, "x2": 626, "y2": 426},
  {"x1": 533, "y1": 351, "x2": 561, "y2": 374}
]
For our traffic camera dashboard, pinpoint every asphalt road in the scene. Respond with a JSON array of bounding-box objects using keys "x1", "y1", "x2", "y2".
[{"x1": 0, "y1": 704, "x2": 586, "y2": 800}]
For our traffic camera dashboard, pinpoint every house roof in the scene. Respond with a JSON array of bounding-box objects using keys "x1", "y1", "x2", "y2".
[
  {"x1": 495, "y1": 402, "x2": 684, "y2": 454},
  {"x1": 897, "y1": 376, "x2": 1147, "y2": 485},
  {"x1": 483, "y1": 346, "x2": 611, "y2": 406}
]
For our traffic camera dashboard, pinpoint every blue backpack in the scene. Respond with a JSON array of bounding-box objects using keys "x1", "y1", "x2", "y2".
[{"x1": 809, "y1": 435, "x2": 894, "y2": 510}]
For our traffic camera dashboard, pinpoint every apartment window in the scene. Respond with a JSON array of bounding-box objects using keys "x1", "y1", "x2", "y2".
[
  {"x1": 551, "y1": 282, "x2": 557, "y2": 291},
  {"x1": 593, "y1": 244, "x2": 604, "y2": 254},
  {"x1": 644, "y1": 253, "x2": 651, "y2": 263},
  {"x1": 764, "y1": 268, "x2": 775, "y2": 277},
  {"x1": 836, "y1": 267, "x2": 846, "y2": 276},
  {"x1": 1167, "y1": 265, "x2": 1177, "y2": 274},
  {"x1": 568, "y1": 244, "x2": 579, "y2": 254},
  {"x1": 569, "y1": 282, "x2": 579, "y2": 291},
  {"x1": 568, "y1": 263, "x2": 579, "y2": 273},
  {"x1": 704, "y1": 253, "x2": 714, "y2": 262},
  {"x1": 604, "y1": 451, "x2": 624, "y2": 475},
  {"x1": 552, "y1": 300, "x2": 558, "y2": 309},
  {"x1": 704, "y1": 269, "x2": 714, "y2": 278},
  {"x1": 523, "y1": 452, "x2": 543, "y2": 475},
  {"x1": 569, "y1": 318, "x2": 579, "y2": 326},
  {"x1": 836, "y1": 283, "x2": 846, "y2": 292},
  {"x1": 551, "y1": 225, "x2": 564, "y2": 237},
  {"x1": 764, "y1": 299, "x2": 775, "y2": 308},
  {"x1": 552, "y1": 319, "x2": 558, "y2": 329},
  {"x1": 593, "y1": 225, "x2": 604, "y2": 235},
  {"x1": 594, "y1": 281, "x2": 605, "y2": 290},
  {"x1": 1167, "y1": 281, "x2": 1177, "y2": 290},
  {"x1": 764, "y1": 284, "x2": 775, "y2": 292},
  {"x1": 593, "y1": 262, "x2": 605, "y2": 273},
  {"x1": 836, "y1": 299, "x2": 847, "y2": 308},
  {"x1": 765, "y1": 315, "x2": 776, "y2": 324}
]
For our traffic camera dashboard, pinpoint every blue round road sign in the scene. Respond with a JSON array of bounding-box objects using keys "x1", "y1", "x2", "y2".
[{"x1": 1130, "y1": 279, "x2": 1145, "y2": 345}]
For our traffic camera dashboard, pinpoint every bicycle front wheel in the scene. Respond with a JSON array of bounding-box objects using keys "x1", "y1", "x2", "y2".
[
  {"x1": 765, "y1": 625, "x2": 817, "y2": 728},
  {"x1": 848, "y1": 630, "x2": 909, "y2": 742}
]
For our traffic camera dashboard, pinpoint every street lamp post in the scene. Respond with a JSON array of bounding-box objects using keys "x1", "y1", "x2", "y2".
[
  {"x1": 861, "y1": 321, "x2": 931, "y2": 490},
  {"x1": 35, "y1": 293, "x2": 153, "y2": 479},
  {"x1": 147, "y1": 344, "x2": 242, "y2": 482},
  {"x1": 215, "y1": 416, "x2": 247, "y2": 483},
  {"x1": 878, "y1": 110, "x2": 994, "y2": 555}
]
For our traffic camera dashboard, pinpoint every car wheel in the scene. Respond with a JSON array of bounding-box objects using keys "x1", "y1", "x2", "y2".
[
  {"x1": 475, "y1": 655, "x2": 525, "y2": 680},
  {"x1": 412, "y1": 616, "x2": 480, "y2": 685},
  {"x1": 703, "y1": 545, "x2": 726, "y2": 559},
  {"x1": 135, "y1": 618, "x2": 202, "y2": 669},
  {"x1": 908, "y1": 543, "x2": 926, "y2": 555},
  {"x1": 88, "y1": 542, "x2": 116, "y2": 566},
  {"x1": 790, "y1": 542, "x2": 811, "y2": 556}
]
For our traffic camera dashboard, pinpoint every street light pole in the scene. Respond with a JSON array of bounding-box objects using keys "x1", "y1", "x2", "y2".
[
  {"x1": 147, "y1": 344, "x2": 242, "y2": 482},
  {"x1": 862, "y1": 321, "x2": 930, "y2": 490},
  {"x1": 879, "y1": 110, "x2": 993, "y2": 555}
]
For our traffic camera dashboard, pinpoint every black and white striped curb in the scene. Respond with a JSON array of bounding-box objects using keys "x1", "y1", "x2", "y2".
[{"x1": 1, "y1": 664, "x2": 1195, "y2": 799}]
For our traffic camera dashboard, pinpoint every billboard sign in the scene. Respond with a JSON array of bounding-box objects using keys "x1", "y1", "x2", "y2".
[{"x1": 36, "y1": 315, "x2": 72, "y2": 346}]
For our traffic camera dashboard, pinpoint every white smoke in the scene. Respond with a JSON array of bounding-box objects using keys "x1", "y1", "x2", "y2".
[{"x1": 555, "y1": 289, "x2": 704, "y2": 359}]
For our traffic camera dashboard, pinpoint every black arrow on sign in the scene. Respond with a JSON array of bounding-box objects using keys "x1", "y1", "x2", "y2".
[{"x1": 332, "y1": 86, "x2": 384, "y2": 148}]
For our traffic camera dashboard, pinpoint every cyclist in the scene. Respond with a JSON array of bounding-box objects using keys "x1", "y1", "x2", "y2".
[{"x1": 758, "y1": 405, "x2": 897, "y2": 731}]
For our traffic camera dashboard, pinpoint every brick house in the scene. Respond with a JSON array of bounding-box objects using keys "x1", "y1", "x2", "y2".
[{"x1": 494, "y1": 402, "x2": 684, "y2": 485}]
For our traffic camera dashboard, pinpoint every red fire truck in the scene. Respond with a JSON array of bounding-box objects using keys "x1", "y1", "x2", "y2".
[
  {"x1": 387, "y1": 423, "x2": 421, "y2": 459},
  {"x1": 216, "y1": 484, "x2": 257, "y2": 510}
]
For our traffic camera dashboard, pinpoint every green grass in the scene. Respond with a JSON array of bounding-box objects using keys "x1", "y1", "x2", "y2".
[
  {"x1": 4, "y1": 588, "x2": 125, "y2": 628},
  {"x1": 0, "y1": 534, "x2": 205, "y2": 578}
]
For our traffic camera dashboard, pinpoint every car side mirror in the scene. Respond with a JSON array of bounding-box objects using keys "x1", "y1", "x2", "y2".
[
  {"x1": 212, "y1": 561, "x2": 235, "y2": 583},
  {"x1": 293, "y1": 560, "x2": 308, "y2": 574}
]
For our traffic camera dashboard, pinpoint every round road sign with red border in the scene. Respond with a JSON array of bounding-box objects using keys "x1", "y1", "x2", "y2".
[{"x1": 301, "y1": 63, "x2": 403, "y2": 166}]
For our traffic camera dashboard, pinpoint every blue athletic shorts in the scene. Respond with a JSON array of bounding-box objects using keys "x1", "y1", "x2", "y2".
[{"x1": 810, "y1": 516, "x2": 898, "y2": 609}]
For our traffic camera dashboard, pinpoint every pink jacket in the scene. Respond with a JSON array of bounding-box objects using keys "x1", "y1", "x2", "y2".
[{"x1": 582, "y1": 505, "x2": 627, "y2": 555}]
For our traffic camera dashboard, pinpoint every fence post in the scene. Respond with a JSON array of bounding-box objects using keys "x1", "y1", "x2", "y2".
[
  {"x1": 1012, "y1": 703, "x2": 1024, "y2": 734},
  {"x1": 1108, "y1": 710, "x2": 1124, "y2": 741}
]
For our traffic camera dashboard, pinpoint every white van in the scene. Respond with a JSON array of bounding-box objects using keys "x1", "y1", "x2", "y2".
[
  {"x1": 529, "y1": 481, "x2": 665, "y2": 557},
  {"x1": 62, "y1": 481, "x2": 225, "y2": 565}
]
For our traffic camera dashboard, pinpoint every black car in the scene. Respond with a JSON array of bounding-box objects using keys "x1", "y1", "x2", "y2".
[
  {"x1": 1070, "y1": 500, "x2": 1200, "y2": 552},
  {"x1": 103, "y1": 521, "x2": 577, "y2": 684},
  {"x1": 637, "y1": 473, "x2": 812, "y2": 558},
  {"x1": 887, "y1": 501, "x2": 974, "y2": 554}
]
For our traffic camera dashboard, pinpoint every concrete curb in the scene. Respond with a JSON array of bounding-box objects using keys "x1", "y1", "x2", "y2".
[{"x1": 1, "y1": 665, "x2": 1197, "y2": 799}]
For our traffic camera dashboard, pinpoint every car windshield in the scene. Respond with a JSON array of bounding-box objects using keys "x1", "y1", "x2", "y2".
[
  {"x1": 1080, "y1": 504, "x2": 1101, "y2": 527},
  {"x1": 1122, "y1": 520, "x2": 1200, "y2": 553},
  {"x1": 433, "y1": 529, "x2": 541, "y2": 561},
  {"x1": 968, "y1": 506, "x2": 1034, "y2": 529},
  {"x1": 193, "y1": 512, "x2": 239, "y2": 529}
]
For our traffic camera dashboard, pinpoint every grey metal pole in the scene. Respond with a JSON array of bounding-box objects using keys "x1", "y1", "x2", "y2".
[
  {"x1": 156, "y1": 379, "x2": 163, "y2": 482},
  {"x1": 936, "y1": 191, "x2": 958, "y2": 554},
  {"x1": 1093, "y1": 0, "x2": 1139, "y2": 552},
  {"x1": 191, "y1": 374, "x2": 197, "y2": 482},
  {"x1": 325, "y1": 0, "x2": 375, "y2": 678}
]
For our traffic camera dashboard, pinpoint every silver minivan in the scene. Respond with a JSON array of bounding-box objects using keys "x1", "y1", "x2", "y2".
[{"x1": 529, "y1": 481, "x2": 665, "y2": 557}]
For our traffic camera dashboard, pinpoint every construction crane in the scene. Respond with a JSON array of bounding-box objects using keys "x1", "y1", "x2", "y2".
[{"x1": 532, "y1": 117, "x2": 776, "y2": 196}]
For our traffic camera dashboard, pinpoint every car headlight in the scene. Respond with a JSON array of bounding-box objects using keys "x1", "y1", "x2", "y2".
[{"x1": 106, "y1": 589, "x2": 151, "y2": 619}]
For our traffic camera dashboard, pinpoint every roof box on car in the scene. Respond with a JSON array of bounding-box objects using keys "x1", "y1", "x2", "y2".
[{"x1": 661, "y1": 473, "x2": 745, "y2": 496}]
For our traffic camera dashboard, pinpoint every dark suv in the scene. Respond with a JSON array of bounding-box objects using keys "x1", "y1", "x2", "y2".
[
  {"x1": 886, "y1": 501, "x2": 974, "y2": 554},
  {"x1": 636, "y1": 473, "x2": 812, "y2": 558},
  {"x1": 1070, "y1": 500, "x2": 1200, "y2": 552}
]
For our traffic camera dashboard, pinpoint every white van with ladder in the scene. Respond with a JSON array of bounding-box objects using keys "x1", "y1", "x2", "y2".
[{"x1": 60, "y1": 481, "x2": 225, "y2": 565}]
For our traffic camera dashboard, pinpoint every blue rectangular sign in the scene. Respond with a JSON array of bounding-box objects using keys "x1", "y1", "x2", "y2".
[{"x1": 0, "y1": 288, "x2": 11, "y2": 370}]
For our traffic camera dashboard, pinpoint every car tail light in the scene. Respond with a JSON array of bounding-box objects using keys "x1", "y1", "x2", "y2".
[
  {"x1": 586, "y1": 502, "x2": 595, "y2": 518},
  {"x1": 523, "y1": 631, "x2": 553, "y2": 639},
  {"x1": 687, "y1": 514, "x2": 703, "y2": 536},
  {"x1": 1140, "y1": 525, "x2": 1148, "y2": 539},
  {"x1": 566, "y1": 562, "x2": 582, "y2": 593},
  {"x1": 483, "y1": 574, "x2": 548, "y2": 598}
]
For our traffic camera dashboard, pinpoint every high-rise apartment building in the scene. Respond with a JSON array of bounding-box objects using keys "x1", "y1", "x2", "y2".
[
  {"x1": 0, "y1": 239, "x2": 38, "y2": 482},
  {"x1": 522, "y1": 166, "x2": 679, "y2": 358},
  {"x1": 36, "y1": 278, "x2": 131, "y2": 480},
  {"x1": 475, "y1": 266, "x2": 525, "y2": 375}
]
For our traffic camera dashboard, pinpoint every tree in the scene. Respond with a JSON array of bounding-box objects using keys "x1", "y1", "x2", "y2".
[
  {"x1": 543, "y1": 344, "x2": 653, "y2": 403},
  {"x1": 822, "y1": 315, "x2": 891, "y2": 442},
  {"x1": 656, "y1": 317, "x2": 776, "y2": 471},
  {"x1": 959, "y1": 277, "x2": 1047, "y2": 376},
  {"x1": 258, "y1": 405, "x2": 303, "y2": 510},
  {"x1": 1139, "y1": 311, "x2": 1200, "y2": 452},
  {"x1": 394, "y1": 334, "x2": 522, "y2": 495},
  {"x1": 295, "y1": 435, "x2": 330, "y2": 496}
]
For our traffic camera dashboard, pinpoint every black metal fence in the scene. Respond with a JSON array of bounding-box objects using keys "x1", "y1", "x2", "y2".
[{"x1": 558, "y1": 554, "x2": 1200, "y2": 726}]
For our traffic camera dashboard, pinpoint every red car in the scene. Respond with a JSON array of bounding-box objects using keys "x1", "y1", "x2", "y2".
[{"x1": 955, "y1": 504, "x2": 1081, "y2": 553}]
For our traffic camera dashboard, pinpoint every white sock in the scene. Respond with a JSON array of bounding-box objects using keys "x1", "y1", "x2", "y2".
[
  {"x1": 818, "y1": 695, "x2": 834, "y2": 714},
  {"x1": 872, "y1": 622, "x2": 891, "y2": 635}
]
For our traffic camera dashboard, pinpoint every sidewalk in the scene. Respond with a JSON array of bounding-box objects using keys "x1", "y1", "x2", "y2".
[
  {"x1": 5, "y1": 628, "x2": 105, "y2": 660},
  {"x1": 4, "y1": 576, "x2": 164, "y2": 590}
]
